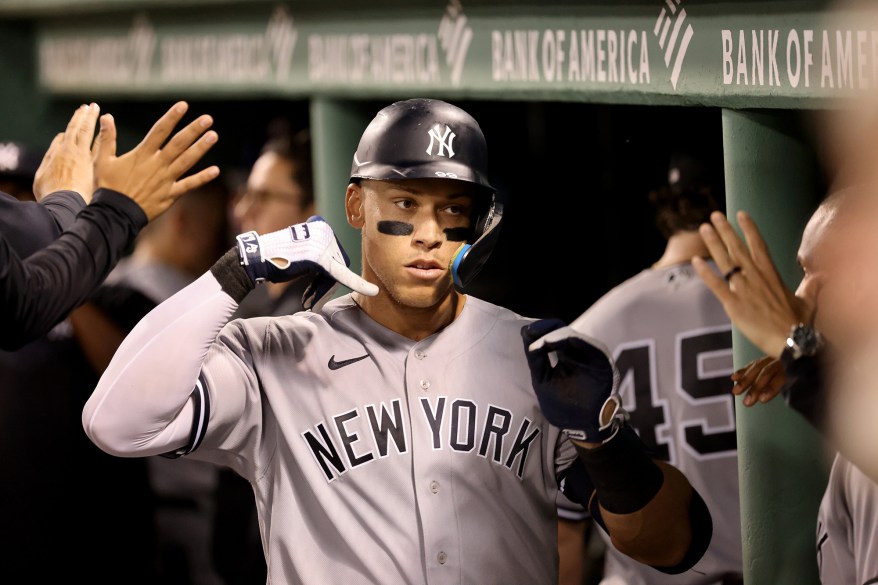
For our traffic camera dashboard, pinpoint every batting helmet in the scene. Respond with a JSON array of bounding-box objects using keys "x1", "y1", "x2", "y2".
[{"x1": 350, "y1": 98, "x2": 503, "y2": 291}]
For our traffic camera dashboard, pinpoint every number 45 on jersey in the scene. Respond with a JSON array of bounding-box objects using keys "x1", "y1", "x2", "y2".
[{"x1": 614, "y1": 326, "x2": 736, "y2": 465}]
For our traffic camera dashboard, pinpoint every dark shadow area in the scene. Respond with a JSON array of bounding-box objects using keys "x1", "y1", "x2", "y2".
[{"x1": 461, "y1": 101, "x2": 727, "y2": 323}]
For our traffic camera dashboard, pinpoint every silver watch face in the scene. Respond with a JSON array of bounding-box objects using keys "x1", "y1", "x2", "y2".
[{"x1": 791, "y1": 324, "x2": 820, "y2": 356}]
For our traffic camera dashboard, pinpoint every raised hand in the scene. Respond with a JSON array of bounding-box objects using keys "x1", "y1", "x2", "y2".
[
  {"x1": 692, "y1": 210, "x2": 809, "y2": 358},
  {"x1": 93, "y1": 101, "x2": 220, "y2": 220},
  {"x1": 33, "y1": 103, "x2": 101, "y2": 202}
]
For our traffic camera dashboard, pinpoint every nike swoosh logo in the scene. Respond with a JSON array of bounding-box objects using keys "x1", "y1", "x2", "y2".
[{"x1": 328, "y1": 354, "x2": 369, "y2": 370}]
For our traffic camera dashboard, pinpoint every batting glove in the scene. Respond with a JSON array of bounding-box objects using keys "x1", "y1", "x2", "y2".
[
  {"x1": 236, "y1": 215, "x2": 378, "y2": 309},
  {"x1": 521, "y1": 318, "x2": 626, "y2": 443}
]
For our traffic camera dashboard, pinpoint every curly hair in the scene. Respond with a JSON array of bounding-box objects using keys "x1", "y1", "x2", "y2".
[{"x1": 649, "y1": 183, "x2": 721, "y2": 240}]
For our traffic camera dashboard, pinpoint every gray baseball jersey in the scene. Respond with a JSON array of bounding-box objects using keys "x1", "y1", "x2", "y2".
[
  {"x1": 817, "y1": 453, "x2": 878, "y2": 585},
  {"x1": 84, "y1": 272, "x2": 579, "y2": 585},
  {"x1": 570, "y1": 261, "x2": 742, "y2": 585}
]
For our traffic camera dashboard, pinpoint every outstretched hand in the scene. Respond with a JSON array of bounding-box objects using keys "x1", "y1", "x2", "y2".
[
  {"x1": 33, "y1": 103, "x2": 101, "y2": 202},
  {"x1": 692, "y1": 210, "x2": 809, "y2": 358},
  {"x1": 93, "y1": 101, "x2": 220, "y2": 221}
]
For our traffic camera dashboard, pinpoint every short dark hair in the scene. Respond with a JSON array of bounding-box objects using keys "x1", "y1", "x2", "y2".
[
  {"x1": 649, "y1": 151, "x2": 723, "y2": 239},
  {"x1": 260, "y1": 128, "x2": 314, "y2": 209},
  {"x1": 649, "y1": 185, "x2": 721, "y2": 240}
]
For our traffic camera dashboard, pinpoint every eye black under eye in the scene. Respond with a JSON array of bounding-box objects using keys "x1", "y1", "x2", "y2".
[{"x1": 378, "y1": 221, "x2": 414, "y2": 236}]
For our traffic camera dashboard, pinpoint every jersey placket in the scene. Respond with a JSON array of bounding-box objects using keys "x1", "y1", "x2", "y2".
[{"x1": 405, "y1": 340, "x2": 461, "y2": 584}]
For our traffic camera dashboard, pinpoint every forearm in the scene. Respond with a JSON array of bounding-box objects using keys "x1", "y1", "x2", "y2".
[
  {"x1": 0, "y1": 189, "x2": 146, "y2": 350},
  {"x1": 575, "y1": 425, "x2": 712, "y2": 573},
  {"x1": 0, "y1": 190, "x2": 85, "y2": 256},
  {"x1": 557, "y1": 518, "x2": 588, "y2": 585},
  {"x1": 40, "y1": 190, "x2": 88, "y2": 232},
  {"x1": 82, "y1": 250, "x2": 251, "y2": 457},
  {"x1": 0, "y1": 190, "x2": 85, "y2": 247}
]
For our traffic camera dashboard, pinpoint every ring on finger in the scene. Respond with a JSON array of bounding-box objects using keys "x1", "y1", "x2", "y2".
[{"x1": 724, "y1": 265, "x2": 743, "y2": 282}]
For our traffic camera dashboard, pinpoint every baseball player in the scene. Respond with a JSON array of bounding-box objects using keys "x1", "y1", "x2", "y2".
[
  {"x1": 815, "y1": 453, "x2": 878, "y2": 585},
  {"x1": 82, "y1": 98, "x2": 712, "y2": 584},
  {"x1": 561, "y1": 153, "x2": 742, "y2": 585}
]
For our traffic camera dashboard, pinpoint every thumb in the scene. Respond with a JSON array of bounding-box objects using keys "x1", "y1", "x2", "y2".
[
  {"x1": 522, "y1": 318, "x2": 566, "y2": 351},
  {"x1": 94, "y1": 113, "x2": 117, "y2": 164},
  {"x1": 327, "y1": 262, "x2": 379, "y2": 297}
]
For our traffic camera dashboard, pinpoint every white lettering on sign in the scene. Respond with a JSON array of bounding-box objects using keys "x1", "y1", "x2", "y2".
[
  {"x1": 723, "y1": 27, "x2": 878, "y2": 91},
  {"x1": 161, "y1": 35, "x2": 271, "y2": 82},
  {"x1": 491, "y1": 28, "x2": 650, "y2": 85},
  {"x1": 307, "y1": 2, "x2": 469, "y2": 86},
  {"x1": 39, "y1": 8, "x2": 297, "y2": 89},
  {"x1": 491, "y1": 30, "x2": 540, "y2": 81},
  {"x1": 161, "y1": 6, "x2": 296, "y2": 83},
  {"x1": 39, "y1": 15, "x2": 156, "y2": 87},
  {"x1": 308, "y1": 34, "x2": 440, "y2": 84}
]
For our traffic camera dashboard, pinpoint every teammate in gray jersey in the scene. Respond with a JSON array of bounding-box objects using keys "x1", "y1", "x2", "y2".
[
  {"x1": 692, "y1": 184, "x2": 878, "y2": 585},
  {"x1": 560, "y1": 154, "x2": 742, "y2": 585},
  {"x1": 82, "y1": 98, "x2": 712, "y2": 585},
  {"x1": 817, "y1": 453, "x2": 878, "y2": 585}
]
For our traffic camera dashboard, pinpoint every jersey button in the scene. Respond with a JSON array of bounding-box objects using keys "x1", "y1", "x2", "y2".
[
  {"x1": 430, "y1": 480, "x2": 440, "y2": 494},
  {"x1": 437, "y1": 551, "x2": 447, "y2": 565},
  {"x1": 414, "y1": 350, "x2": 426, "y2": 360},
  {"x1": 419, "y1": 379, "x2": 431, "y2": 390}
]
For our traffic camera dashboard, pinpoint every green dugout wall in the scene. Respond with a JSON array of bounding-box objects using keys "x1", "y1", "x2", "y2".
[{"x1": 2, "y1": 0, "x2": 870, "y2": 582}]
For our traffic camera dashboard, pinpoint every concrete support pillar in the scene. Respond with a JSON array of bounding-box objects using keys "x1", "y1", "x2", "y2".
[{"x1": 722, "y1": 108, "x2": 829, "y2": 585}]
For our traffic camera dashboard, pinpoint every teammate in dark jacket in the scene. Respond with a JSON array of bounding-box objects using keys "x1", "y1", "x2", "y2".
[{"x1": 0, "y1": 100, "x2": 219, "y2": 350}]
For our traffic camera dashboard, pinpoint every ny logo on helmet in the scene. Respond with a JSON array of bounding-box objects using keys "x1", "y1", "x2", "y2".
[{"x1": 426, "y1": 124, "x2": 456, "y2": 158}]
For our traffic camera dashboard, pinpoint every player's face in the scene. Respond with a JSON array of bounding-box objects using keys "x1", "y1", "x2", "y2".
[
  {"x1": 347, "y1": 178, "x2": 476, "y2": 309},
  {"x1": 233, "y1": 152, "x2": 314, "y2": 236},
  {"x1": 795, "y1": 202, "x2": 875, "y2": 350}
]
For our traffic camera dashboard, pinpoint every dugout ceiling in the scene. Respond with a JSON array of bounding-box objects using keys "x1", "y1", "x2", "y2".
[{"x1": 4, "y1": 0, "x2": 876, "y2": 108}]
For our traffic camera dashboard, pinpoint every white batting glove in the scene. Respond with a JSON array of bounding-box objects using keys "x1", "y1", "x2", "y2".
[{"x1": 236, "y1": 216, "x2": 378, "y2": 307}]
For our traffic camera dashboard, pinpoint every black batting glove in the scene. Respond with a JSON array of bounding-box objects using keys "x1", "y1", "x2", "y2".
[{"x1": 521, "y1": 318, "x2": 625, "y2": 443}]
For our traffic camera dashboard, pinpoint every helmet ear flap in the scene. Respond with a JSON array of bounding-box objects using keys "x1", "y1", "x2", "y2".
[{"x1": 451, "y1": 196, "x2": 503, "y2": 292}]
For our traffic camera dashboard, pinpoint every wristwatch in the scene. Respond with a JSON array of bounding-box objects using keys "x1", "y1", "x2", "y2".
[{"x1": 785, "y1": 323, "x2": 823, "y2": 360}]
